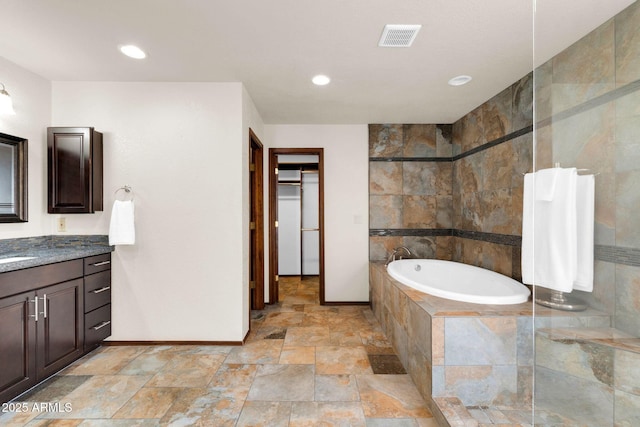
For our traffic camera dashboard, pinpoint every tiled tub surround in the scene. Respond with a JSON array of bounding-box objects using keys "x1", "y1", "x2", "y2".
[
  {"x1": 369, "y1": 262, "x2": 614, "y2": 425},
  {"x1": 0, "y1": 235, "x2": 113, "y2": 272},
  {"x1": 369, "y1": 72, "x2": 534, "y2": 281}
]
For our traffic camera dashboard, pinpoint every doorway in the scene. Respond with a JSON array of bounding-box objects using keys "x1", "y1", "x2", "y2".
[
  {"x1": 268, "y1": 148, "x2": 325, "y2": 305},
  {"x1": 249, "y1": 129, "x2": 264, "y2": 311}
]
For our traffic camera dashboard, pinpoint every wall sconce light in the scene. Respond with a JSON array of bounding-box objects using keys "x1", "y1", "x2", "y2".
[{"x1": 0, "y1": 83, "x2": 16, "y2": 115}]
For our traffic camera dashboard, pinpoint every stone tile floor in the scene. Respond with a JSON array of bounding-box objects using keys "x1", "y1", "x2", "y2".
[{"x1": 1, "y1": 276, "x2": 438, "y2": 426}]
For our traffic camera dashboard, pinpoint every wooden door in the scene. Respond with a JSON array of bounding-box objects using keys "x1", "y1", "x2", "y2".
[
  {"x1": 36, "y1": 278, "x2": 84, "y2": 379},
  {"x1": 249, "y1": 129, "x2": 264, "y2": 310},
  {"x1": 0, "y1": 291, "x2": 37, "y2": 403}
]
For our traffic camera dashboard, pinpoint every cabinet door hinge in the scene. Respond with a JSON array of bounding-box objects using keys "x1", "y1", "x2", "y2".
[
  {"x1": 250, "y1": 280, "x2": 256, "y2": 289},
  {"x1": 250, "y1": 221, "x2": 256, "y2": 230},
  {"x1": 275, "y1": 167, "x2": 279, "y2": 175},
  {"x1": 275, "y1": 275, "x2": 279, "y2": 282},
  {"x1": 250, "y1": 163, "x2": 255, "y2": 172},
  {"x1": 275, "y1": 220, "x2": 279, "y2": 228}
]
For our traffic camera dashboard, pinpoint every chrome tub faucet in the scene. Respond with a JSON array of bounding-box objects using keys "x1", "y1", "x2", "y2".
[{"x1": 385, "y1": 246, "x2": 412, "y2": 266}]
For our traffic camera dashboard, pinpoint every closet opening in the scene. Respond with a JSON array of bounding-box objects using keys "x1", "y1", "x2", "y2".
[{"x1": 268, "y1": 148, "x2": 325, "y2": 305}]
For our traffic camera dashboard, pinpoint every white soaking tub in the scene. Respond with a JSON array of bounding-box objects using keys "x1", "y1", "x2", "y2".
[{"x1": 387, "y1": 259, "x2": 531, "y2": 305}]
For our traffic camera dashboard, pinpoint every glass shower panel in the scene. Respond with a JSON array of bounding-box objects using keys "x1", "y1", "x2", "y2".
[{"x1": 533, "y1": 1, "x2": 640, "y2": 425}]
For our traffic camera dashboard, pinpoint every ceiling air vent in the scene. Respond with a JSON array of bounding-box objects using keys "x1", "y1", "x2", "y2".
[{"x1": 378, "y1": 24, "x2": 422, "y2": 47}]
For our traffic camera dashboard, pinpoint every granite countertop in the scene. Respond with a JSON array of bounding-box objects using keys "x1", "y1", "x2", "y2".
[{"x1": 0, "y1": 235, "x2": 114, "y2": 273}]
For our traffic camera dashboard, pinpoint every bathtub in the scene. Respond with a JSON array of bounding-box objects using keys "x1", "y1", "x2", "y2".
[{"x1": 386, "y1": 259, "x2": 531, "y2": 305}]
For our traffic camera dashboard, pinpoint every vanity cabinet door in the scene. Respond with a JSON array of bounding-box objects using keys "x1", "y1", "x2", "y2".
[
  {"x1": 36, "y1": 278, "x2": 84, "y2": 379},
  {"x1": 47, "y1": 127, "x2": 103, "y2": 213},
  {"x1": 0, "y1": 291, "x2": 37, "y2": 404}
]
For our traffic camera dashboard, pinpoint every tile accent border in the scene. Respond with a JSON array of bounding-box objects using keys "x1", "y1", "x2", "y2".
[
  {"x1": 370, "y1": 228, "x2": 522, "y2": 247},
  {"x1": 452, "y1": 230, "x2": 522, "y2": 247},
  {"x1": 369, "y1": 157, "x2": 452, "y2": 162},
  {"x1": 452, "y1": 125, "x2": 533, "y2": 161},
  {"x1": 595, "y1": 245, "x2": 640, "y2": 267},
  {"x1": 537, "y1": 78, "x2": 640, "y2": 128},
  {"x1": 369, "y1": 126, "x2": 534, "y2": 163},
  {"x1": 370, "y1": 228, "x2": 453, "y2": 237}
]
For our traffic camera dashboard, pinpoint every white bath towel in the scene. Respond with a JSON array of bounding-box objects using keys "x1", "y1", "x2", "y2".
[
  {"x1": 522, "y1": 168, "x2": 578, "y2": 292},
  {"x1": 534, "y1": 168, "x2": 558, "y2": 201},
  {"x1": 109, "y1": 200, "x2": 136, "y2": 245},
  {"x1": 573, "y1": 174, "x2": 595, "y2": 292}
]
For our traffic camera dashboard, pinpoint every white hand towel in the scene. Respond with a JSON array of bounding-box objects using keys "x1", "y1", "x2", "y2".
[
  {"x1": 573, "y1": 174, "x2": 595, "y2": 292},
  {"x1": 522, "y1": 168, "x2": 578, "y2": 292},
  {"x1": 109, "y1": 200, "x2": 136, "y2": 245}
]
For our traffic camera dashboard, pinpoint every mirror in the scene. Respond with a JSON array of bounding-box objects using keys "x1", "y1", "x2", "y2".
[{"x1": 0, "y1": 132, "x2": 28, "y2": 222}]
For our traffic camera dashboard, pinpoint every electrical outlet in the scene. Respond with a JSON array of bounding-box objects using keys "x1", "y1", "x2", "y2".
[{"x1": 57, "y1": 217, "x2": 66, "y2": 232}]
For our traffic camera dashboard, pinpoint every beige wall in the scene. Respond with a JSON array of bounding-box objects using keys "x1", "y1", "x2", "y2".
[
  {"x1": 0, "y1": 57, "x2": 52, "y2": 239},
  {"x1": 264, "y1": 125, "x2": 370, "y2": 302},
  {"x1": 52, "y1": 81, "x2": 260, "y2": 341}
]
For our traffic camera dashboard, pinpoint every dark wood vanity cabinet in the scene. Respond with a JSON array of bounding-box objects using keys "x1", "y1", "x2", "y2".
[
  {"x1": 83, "y1": 254, "x2": 112, "y2": 352},
  {"x1": 0, "y1": 253, "x2": 112, "y2": 403},
  {"x1": 47, "y1": 127, "x2": 103, "y2": 213}
]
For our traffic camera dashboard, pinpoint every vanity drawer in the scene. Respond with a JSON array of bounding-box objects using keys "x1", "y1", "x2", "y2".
[
  {"x1": 84, "y1": 253, "x2": 111, "y2": 275},
  {"x1": 85, "y1": 304, "x2": 111, "y2": 350},
  {"x1": 84, "y1": 270, "x2": 111, "y2": 313},
  {"x1": 0, "y1": 259, "x2": 83, "y2": 299}
]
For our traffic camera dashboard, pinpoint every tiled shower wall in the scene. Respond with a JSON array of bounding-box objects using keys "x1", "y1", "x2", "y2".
[
  {"x1": 451, "y1": 74, "x2": 533, "y2": 279},
  {"x1": 369, "y1": 73, "x2": 533, "y2": 281},
  {"x1": 534, "y1": 0, "x2": 640, "y2": 336},
  {"x1": 369, "y1": 1, "x2": 640, "y2": 332},
  {"x1": 369, "y1": 124, "x2": 454, "y2": 262}
]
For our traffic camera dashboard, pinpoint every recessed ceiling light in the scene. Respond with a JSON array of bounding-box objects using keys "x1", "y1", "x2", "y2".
[
  {"x1": 119, "y1": 44, "x2": 147, "y2": 59},
  {"x1": 312, "y1": 75, "x2": 331, "y2": 86},
  {"x1": 448, "y1": 75, "x2": 472, "y2": 86}
]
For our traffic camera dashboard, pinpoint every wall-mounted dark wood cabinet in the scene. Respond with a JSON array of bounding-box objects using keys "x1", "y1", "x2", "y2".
[{"x1": 47, "y1": 127, "x2": 103, "y2": 213}]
